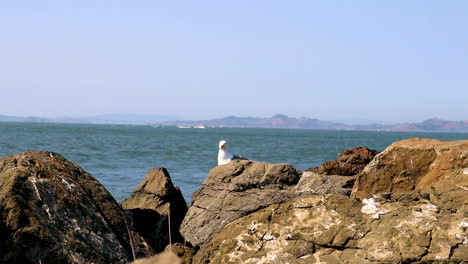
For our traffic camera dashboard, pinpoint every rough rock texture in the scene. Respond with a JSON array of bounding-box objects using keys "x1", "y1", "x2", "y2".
[
  {"x1": 352, "y1": 138, "x2": 468, "y2": 199},
  {"x1": 180, "y1": 160, "x2": 302, "y2": 248},
  {"x1": 122, "y1": 168, "x2": 188, "y2": 252},
  {"x1": 295, "y1": 171, "x2": 355, "y2": 196},
  {"x1": 131, "y1": 251, "x2": 183, "y2": 264},
  {"x1": 0, "y1": 151, "x2": 152, "y2": 264},
  {"x1": 308, "y1": 147, "x2": 380, "y2": 176},
  {"x1": 164, "y1": 243, "x2": 196, "y2": 264},
  {"x1": 194, "y1": 193, "x2": 468, "y2": 264}
]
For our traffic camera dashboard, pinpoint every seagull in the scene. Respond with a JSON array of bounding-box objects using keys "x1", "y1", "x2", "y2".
[{"x1": 217, "y1": 140, "x2": 247, "y2": 165}]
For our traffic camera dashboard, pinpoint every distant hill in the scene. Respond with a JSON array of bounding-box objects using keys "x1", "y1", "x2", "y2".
[
  {"x1": 0, "y1": 114, "x2": 177, "y2": 125},
  {"x1": 0, "y1": 115, "x2": 50, "y2": 123},
  {"x1": 384, "y1": 118, "x2": 468, "y2": 132},
  {"x1": 159, "y1": 114, "x2": 353, "y2": 130},
  {"x1": 2, "y1": 114, "x2": 468, "y2": 132},
  {"x1": 158, "y1": 115, "x2": 468, "y2": 132}
]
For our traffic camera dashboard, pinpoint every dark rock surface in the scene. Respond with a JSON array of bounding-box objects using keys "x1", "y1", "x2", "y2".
[
  {"x1": 180, "y1": 160, "x2": 302, "y2": 248},
  {"x1": 121, "y1": 168, "x2": 188, "y2": 253},
  {"x1": 193, "y1": 192, "x2": 467, "y2": 264},
  {"x1": 0, "y1": 151, "x2": 152, "y2": 263},
  {"x1": 307, "y1": 146, "x2": 380, "y2": 176}
]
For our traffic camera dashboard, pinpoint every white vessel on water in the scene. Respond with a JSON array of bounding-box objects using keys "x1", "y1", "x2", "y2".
[{"x1": 177, "y1": 125, "x2": 207, "y2": 128}]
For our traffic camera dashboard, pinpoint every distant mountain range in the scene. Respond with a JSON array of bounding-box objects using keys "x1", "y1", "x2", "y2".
[
  {"x1": 1, "y1": 114, "x2": 468, "y2": 132},
  {"x1": 157, "y1": 115, "x2": 468, "y2": 133},
  {"x1": 0, "y1": 114, "x2": 177, "y2": 125}
]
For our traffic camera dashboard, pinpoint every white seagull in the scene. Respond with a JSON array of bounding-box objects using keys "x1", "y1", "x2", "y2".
[{"x1": 217, "y1": 140, "x2": 246, "y2": 165}]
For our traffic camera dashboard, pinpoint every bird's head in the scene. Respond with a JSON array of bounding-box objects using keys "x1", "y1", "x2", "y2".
[{"x1": 219, "y1": 140, "x2": 228, "y2": 150}]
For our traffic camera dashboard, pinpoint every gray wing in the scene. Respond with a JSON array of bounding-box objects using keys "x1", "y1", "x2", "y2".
[{"x1": 233, "y1": 155, "x2": 248, "y2": 160}]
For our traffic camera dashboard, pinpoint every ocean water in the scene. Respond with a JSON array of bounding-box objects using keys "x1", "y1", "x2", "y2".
[{"x1": 0, "y1": 122, "x2": 466, "y2": 202}]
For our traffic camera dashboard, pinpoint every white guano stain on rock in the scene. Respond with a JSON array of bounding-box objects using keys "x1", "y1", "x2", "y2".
[
  {"x1": 412, "y1": 204, "x2": 438, "y2": 222},
  {"x1": 61, "y1": 177, "x2": 76, "y2": 191},
  {"x1": 456, "y1": 221, "x2": 468, "y2": 244},
  {"x1": 361, "y1": 198, "x2": 390, "y2": 219}
]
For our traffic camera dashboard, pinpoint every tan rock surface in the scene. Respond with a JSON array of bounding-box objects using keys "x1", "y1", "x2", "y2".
[
  {"x1": 194, "y1": 192, "x2": 467, "y2": 264},
  {"x1": 131, "y1": 252, "x2": 183, "y2": 264},
  {"x1": 352, "y1": 138, "x2": 468, "y2": 199},
  {"x1": 180, "y1": 160, "x2": 301, "y2": 248}
]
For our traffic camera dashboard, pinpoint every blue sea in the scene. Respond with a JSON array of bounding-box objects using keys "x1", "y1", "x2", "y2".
[{"x1": 0, "y1": 122, "x2": 466, "y2": 202}]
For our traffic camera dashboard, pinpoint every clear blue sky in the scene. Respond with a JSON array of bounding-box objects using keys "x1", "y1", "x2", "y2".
[{"x1": 1, "y1": 1, "x2": 467, "y2": 123}]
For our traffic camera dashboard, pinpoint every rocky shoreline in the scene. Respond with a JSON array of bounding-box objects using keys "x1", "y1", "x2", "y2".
[{"x1": 0, "y1": 138, "x2": 467, "y2": 263}]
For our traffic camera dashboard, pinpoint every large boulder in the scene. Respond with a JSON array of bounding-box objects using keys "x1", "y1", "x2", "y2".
[
  {"x1": 0, "y1": 151, "x2": 152, "y2": 263},
  {"x1": 352, "y1": 138, "x2": 468, "y2": 199},
  {"x1": 121, "y1": 168, "x2": 188, "y2": 252},
  {"x1": 180, "y1": 160, "x2": 301, "y2": 248},
  {"x1": 193, "y1": 192, "x2": 467, "y2": 263},
  {"x1": 307, "y1": 147, "x2": 380, "y2": 176}
]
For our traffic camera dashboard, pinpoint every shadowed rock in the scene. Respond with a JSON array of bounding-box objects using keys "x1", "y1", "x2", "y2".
[
  {"x1": 121, "y1": 168, "x2": 188, "y2": 253},
  {"x1": 180, "y1": 160, "x2": 301, "y2": 248},
  {"x1": 307, "y1": 146, "x2": 380, "y2": 176},
  {"x1": 0, "y1": 151, "x2": 152, "y2": 263}
]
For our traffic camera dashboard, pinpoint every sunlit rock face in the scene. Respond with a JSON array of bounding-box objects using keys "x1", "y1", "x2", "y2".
[
  {"x1": 193, "y1": 193, "x2": 467, "y2": 264},
  {"x1": 180, "y1": 160, "x2": 301, "y2": 248}
]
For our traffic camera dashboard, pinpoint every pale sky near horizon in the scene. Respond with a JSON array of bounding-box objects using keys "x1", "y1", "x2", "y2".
[{"x1": 1, "y1": 1, "x2": 467, "y2": 123}]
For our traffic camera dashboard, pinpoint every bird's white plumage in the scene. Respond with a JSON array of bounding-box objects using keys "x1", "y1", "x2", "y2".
[{"x1": 218, "y1": 140, "x2": 234, "y2": 165}]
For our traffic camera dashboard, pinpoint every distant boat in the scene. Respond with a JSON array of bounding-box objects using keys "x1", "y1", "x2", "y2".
[{"x1": 176, "y1": 125, "x2": 207, "y2": 129}]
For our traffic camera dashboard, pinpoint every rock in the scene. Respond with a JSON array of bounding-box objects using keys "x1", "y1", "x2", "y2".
[
  {"x1": 352, "y1": 138, "x2": 468, "y2": 199},
  {"x1": 299, "y1": 147, "x2": 379, "y2": 196},
  {"x1": 164, "y1": 243, "x2": 196, "y2": 264},
  {"x1": 180, "y1": 160, "x2": 301, "y2": 248},
  {"x1": 295, "y1": 171, "x2": 354, "y2": 196},
  {"x1": 193, "y1": 192, "x2": 467, "y2": 264},
  {"x1": 0, "y1": 151, "x2": 152, "y2": 263},
  {"x1": 131, "y1": 252, "x2": 183, "y2": 264},
  {"x1": 307, "y1": 146, "x2": 380, "y2": 176},
  {"x1": 121, "y1": 168, "x2": 188, "y2": 252}
]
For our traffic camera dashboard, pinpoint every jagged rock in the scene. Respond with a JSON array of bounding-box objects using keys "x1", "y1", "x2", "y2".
[
  {"x1": 307, "y1": 146, "x2": 380, "y2": 176},
  {"x1": 121, "y1": 168, "x2": 188, "y2": 252},
  {"x1": 193, "y1": 192, "x2": 467, "y2": 264},
  {"x1": 131, "y1": 251, "x2": 183, "y2": 264},
  {"x1": 352, "y1": 138, "x2": 468, "y2": 199},
  {"x1": 180, "y1": 160, "x2": 301, "y2": 248},
  {"x1": 295, "y1": 171, "x2": 354, "y2": 196},
  {"x1": 0, "y1": 151, "x2": 152, "y2": 264}
]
